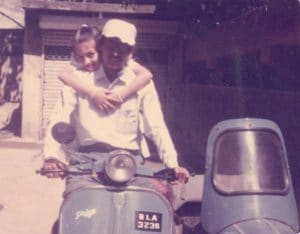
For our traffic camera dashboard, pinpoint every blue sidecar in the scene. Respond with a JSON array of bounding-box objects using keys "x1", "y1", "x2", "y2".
[{"x1": 201, "y1": 118, "x2": 299, "y2": 234}]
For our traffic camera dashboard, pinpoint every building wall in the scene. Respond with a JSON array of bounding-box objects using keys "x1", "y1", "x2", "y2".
[
  {"x1": 21, "y1": 11, "x2": 43, "y2": 139},
  {"x1": 179, "y1": 32, "x2": 300, "y2": 175},
  {"x1": 167, "y1": 84, "x2": 300, "y2": 174}
]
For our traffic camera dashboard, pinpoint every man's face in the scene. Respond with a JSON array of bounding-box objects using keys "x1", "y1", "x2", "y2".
[
  {"x1": 74, "y1": 38, "x2": 99, "y2": 72},
  {"x1": 101, "y1": 37, "x2": 133, "y2": 72}
]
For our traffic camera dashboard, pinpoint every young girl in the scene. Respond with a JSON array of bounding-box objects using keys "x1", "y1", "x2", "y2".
[{"x1": 58, "y1": 24, "x2": 153, "y2": 111}]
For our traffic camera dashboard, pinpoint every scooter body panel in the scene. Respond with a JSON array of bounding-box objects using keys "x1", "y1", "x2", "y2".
[{"x1": 59, "y1": 185, "x2": 175, "y2": 234}]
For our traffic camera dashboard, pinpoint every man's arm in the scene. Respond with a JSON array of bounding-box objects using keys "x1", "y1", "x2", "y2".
[
  {"x1": 140, "y1": 82, "x2": 189, "y2": 182},
  {"x1": 140, "y1": 82, "x2": 178, "y2": 168},
  {"x1": 140, "y1": 83, "x2": 189, "y2": 182},
  {"x1": 42, "y1": 86, "x2": 77, "y2": 178}
]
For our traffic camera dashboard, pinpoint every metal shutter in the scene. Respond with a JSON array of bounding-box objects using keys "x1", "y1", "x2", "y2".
[
  {"x1": 41, "y1": 30, "x2": 170, "y2": 137},
  {"x1": 41, "y1": 30, "x2": 72, "y2": 137}
]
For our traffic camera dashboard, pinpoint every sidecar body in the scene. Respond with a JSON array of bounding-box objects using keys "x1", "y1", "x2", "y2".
[{"x1": 201, "y1": 118, "x2": 299, "y2": 234}]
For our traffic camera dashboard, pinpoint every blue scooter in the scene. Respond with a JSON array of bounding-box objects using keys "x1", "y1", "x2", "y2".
[{"x1": 37, "y1": 122, "x2": 187, "y2": 234}]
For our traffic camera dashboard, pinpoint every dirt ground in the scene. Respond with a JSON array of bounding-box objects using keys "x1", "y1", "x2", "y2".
[{"x1": 0, "y1": 147, "x2": 64, "y2": 234}]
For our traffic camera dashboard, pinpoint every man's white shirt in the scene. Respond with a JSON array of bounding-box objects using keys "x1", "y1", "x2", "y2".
[{"x1": 43, "y1": 64, "x2": 179, "y2": 168}]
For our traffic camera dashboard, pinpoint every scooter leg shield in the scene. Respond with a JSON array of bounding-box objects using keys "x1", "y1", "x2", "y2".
[{"x1": 58, "y1": 186, "x2": 176, "y2": 234}]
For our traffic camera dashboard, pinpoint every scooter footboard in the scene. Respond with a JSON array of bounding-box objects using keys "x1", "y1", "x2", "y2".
[{"x1": 59, "y1": 186, "x2": 175, "y2": 234}]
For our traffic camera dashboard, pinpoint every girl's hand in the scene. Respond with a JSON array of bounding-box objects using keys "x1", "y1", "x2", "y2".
[
  {"x1": 89, "y1": 87, "x2": 117, "y2": 111},
  {"x1": 107, "y1": 92, "x2": 123, "y2": 106}
]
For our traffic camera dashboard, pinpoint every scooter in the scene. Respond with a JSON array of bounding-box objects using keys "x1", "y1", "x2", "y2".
[
  {"x1": 37, "y1": 122, "x2": 191, "y2": 234},
  {"x1": 200, "y1": 118, "x2": 300, "y2": 233}
]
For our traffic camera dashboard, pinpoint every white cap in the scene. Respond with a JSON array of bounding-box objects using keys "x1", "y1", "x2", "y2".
[{"x1": 102, "y1": 19, "x2": 137, "y2": 46}]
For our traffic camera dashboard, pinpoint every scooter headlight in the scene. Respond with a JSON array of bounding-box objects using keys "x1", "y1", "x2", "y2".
[{"x1": 105, "y1": 151, "x2": 136, "y2": 183}]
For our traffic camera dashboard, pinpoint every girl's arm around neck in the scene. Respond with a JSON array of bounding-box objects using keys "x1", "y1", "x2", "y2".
[
  {"x1": 115, "y1": 60, "x2": 153, "y2": 101},
  {"x1": 58, "y1": 66, "x2": 94, "y2": 97},
  {"x1": 58, "y1": 66, "x2": 115, "y2": 110}
]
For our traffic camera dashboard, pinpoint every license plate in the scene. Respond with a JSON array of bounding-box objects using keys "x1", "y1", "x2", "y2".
[{"x1": 135, "y1": 211, "x2": 162, "y2": 232}]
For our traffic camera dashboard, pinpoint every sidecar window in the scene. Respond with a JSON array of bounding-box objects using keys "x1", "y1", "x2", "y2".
[{"x1": 213, "y1": 129, "x2": 289, "y2": 194}]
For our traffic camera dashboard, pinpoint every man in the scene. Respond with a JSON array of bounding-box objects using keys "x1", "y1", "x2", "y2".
[{"x1": 42, "y1": 19, "x2": 189, "y2": 195}]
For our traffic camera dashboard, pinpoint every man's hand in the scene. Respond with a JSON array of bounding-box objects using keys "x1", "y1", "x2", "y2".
[
  {"x1": 42, "y1": 158, "x2": 66, "y2": 179},
  {"x1": 174, "y1": 166, "x2": 189, "y2": 183}
]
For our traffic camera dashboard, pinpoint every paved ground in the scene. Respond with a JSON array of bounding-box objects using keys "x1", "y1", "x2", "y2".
[{"x1": 0, "y1": 146, "x2": 64, "y2": 234}]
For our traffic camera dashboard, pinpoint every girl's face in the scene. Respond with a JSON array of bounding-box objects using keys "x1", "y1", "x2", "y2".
[{"x1": 74, "y1": 38, "x2": 99, "y2": 72}]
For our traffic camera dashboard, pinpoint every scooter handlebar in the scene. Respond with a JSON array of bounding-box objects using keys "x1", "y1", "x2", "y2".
[
  {"x1": 153, "y1": 168, "x2": 177, "y2": 182},
  {"x1": 37, "y1": 166, "x2": 178, "y2": 182},
  {"x1": 36, "y1": 167, "x2": 92, "y2": 176}
]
